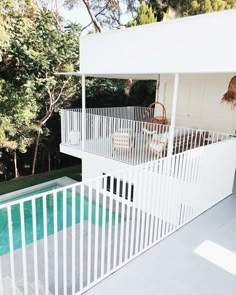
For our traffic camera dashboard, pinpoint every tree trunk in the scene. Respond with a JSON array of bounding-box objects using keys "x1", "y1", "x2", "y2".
[
  {"x1": 13, "y1": 151, "x2": 19, "y2": 178},
  {"x1": 32, "y1": 130, "x2": 41, "y2": 175},
  {"x1": 48, "y1": 151, "x2": 51, "y2": 172},
  {"x1": 82, "y1": 0, "x2": 102, "y2": 32},
  {"x1": 32, "y1": 108, "x2": 53, "y2": 176},
  {"x1": 57, "y1": 152, "x2": 61, "y2": 167}
]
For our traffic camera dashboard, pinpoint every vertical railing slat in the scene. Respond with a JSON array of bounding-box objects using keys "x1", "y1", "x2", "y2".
[
  {"x1": 63, "y1": 189, "x2": 67, "y2": 295},
  {"x1": 32, "y1": 198, "x2": 39, "y2": 295},
  {"x1": 20, "y1": 202, "x2": 28, "y2": 295},
  {"x1": 119, "y1": 172, "x2": 126, "y2": 265},
  {"x1": 0, "y1": 257, "x2": 3, "y2": 295},
  {"x1": 53, "y1": 191, "x2": 59, "y2": 295},
  {"x1": 80, "y1": 184, "x2": 84, "y2": 291},
  {"x1": 71, "y1": 186, "x2": 76, "y2": 295},
  {"x1": 7, "y1": 206, "x2": 16, "y2": 295},
  {"x1": 113, "y1": 174, "x2": 120, "y2": 268},
  {"x1": 124, "y1": 170, "x2": 132, "y2": 260},
  {"x1": 101, "y1": 178, "x2": 107, "y2": 276},
  {"x1": 87, "y1": 184, "x2": 92, "y2": 285},
  {"x1": 43, "y1": 194, "x2": 49, "y2": 295},
  {"x1": 94, "y1": 181, "x2": 99, "y2": 282},
  {"x1": 107, "y1": 175, "x2": 114, "y2": 273}
]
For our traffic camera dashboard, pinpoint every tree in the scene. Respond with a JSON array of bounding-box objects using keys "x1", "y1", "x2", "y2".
[
  {"x1": 64, "y1": 0, "x2": 122, "y2": 31},
  {"x1": 127, "y1": 1, "x2": 157, "y2": 26},
  {"x1": 63, "y1": 0, "x2": 236, "y2": 33},
  {"x1": 126, "y1": 0, "x2": 236, "y2": 20},
  {"x1": 85, "y1": 78, "x2": 127, "y2": 107},
  {"x1": 125, "y1": 2, "x2": 158, "y2": 102},
  {"x1": 190, "y1": 0, "x2": 236, "y2": 15},
  {"x1": 0, "y1": 93, "x2": 38, "y2": 178},
  {"x1": 0, "y1": 0, "x2": 80, "y2": 176},
  {"x1": 0, "y1": 0, "x2": 40, "y2": 178}
]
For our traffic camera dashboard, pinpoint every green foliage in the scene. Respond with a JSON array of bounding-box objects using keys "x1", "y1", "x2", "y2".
[
  {"x1": 126, "y1": 0, "x2": 236, "y2": 20},
  {"x1": 128, "y1": 80, "x2": 156, "y2": 106},
  {"x1": 0, "y1": 77, "x2": 38, "y2": 153},
  {"x1": 0, "y1": 165, "x2": 81, "y2": 195},
  {"x1": 127, "y1": 1, "x2": 157, "y2": 27},
  {"x1": 85, "y1": 78, "x2": 127, "y2": 107},
  {"x1": 190, "y1": 0, "x2": 236, "y2": 14},
  {"x1": 0, "y1": 0, "x2": 80, "y2": 176}
]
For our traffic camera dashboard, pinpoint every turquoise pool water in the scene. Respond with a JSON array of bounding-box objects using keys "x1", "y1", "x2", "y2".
[{"x1": 0, "y1": 185, "x2": 116, "y2": 256}]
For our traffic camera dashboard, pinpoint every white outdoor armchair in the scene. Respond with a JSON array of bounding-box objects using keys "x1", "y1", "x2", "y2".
[
  {"x1": 148, "y1": 132, "x2": 169, "y2": 158},
  {"x1": 112, "y1": 129, "x2": 134, "y2": 154}
]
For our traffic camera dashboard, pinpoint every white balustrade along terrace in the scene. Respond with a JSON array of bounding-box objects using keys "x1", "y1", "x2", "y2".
[
  {"x1": 85, "y1": 106, "x2": 154, "y2": 121},
  {"x1": 0, "y1": 136, "x2": 235, "y2": 295},
  {"x1": 61, "y1": 108, "x2": 232, "y2": 165}
]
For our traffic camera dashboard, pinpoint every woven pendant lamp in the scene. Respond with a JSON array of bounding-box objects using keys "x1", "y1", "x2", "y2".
[{"x1": 222, "y1": 75, "x2": 236, "y2": 108}]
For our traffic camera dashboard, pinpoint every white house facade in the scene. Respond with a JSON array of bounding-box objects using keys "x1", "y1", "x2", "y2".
[{"x1": 0, "y1": 10, "x2": 236, "y2": 295}]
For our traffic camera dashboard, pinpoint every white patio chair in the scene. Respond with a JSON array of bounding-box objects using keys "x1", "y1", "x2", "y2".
[
  {"x1": 148, "y1": 132, "x2": 169, "y2": 158},
  {"x1": 112, "y1": 129, "x2": 134, "y2": 155}
]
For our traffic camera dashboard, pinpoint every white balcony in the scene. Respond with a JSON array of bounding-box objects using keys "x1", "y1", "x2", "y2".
[{"x1": 60, "y1": 107, "x2": 232, "y2": 166}]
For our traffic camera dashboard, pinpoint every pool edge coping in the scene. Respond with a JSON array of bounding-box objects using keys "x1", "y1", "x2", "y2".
[{"x1": 0, "y1": 177, "x2": 79, "y2": 203}]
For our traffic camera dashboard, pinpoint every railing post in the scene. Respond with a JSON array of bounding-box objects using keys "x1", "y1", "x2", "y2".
[
  {"x1": 167, "y1": 73, "x2": 179, "y2": 157},
  {"x1": 82, "y1": 75, "x2": 86, "y2": 151},
  {"x1": 60, "y1": 109, "x2": 64, "y2": 144}
]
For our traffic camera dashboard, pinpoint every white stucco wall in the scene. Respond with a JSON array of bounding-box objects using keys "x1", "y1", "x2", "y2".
[
  {"x1": 60, "y1": 144, "x2": 130, "y2": 184},
  {"x1": 81, "y1": 153, "x2": 131, "y2": 183},
  {"x1": 157, "y1": 73, "x2": 236, "y2": 134}
]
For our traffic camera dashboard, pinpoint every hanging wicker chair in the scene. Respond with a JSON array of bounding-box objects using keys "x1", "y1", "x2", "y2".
[
  {"x1": 143, "y1": 101, "x2": 168, "y2": 125},
  {"x1": 222, "y1": 75, "x2": 236, "y2": 108}
]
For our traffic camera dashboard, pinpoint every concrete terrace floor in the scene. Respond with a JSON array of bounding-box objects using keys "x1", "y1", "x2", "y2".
[
  {"x1": 1, "y1": 176, "x2": 236, "y2": 294},
  {"x1": 85, "y1": 191, "x2": 236, "y2": 294},
  {"x1": 63, "y1": 130, "x2": 191, "y2": 166}
]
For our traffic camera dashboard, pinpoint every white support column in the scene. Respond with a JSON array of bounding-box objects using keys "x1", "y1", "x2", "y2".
[
  {"x1": 167, "y1": 73, "x2": 179, "y2": 157},
  {"x1": 82, "y1": 75, "x2": 86, "y2": 151}
]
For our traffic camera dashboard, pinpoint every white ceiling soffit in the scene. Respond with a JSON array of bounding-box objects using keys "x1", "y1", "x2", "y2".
[
  {"x1": 79, "y1": 10, "x2": 236, "y2": 77},
  {"x1": 56, "y1": 72, "x2": 236, "y2": 80},
  {"x1": 56, "y1": 72, "x2": 161, "y2": 80}
]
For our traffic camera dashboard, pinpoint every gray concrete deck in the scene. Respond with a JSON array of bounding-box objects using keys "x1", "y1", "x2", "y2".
[
  {"x1": 1, "y1": 177, "x2": 235, "y2": 294},
  {"x1": 85, "y1": 192, "x2": 236, "y2": 295}
]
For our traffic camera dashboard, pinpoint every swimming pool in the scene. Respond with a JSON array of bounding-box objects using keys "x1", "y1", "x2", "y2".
[{"x1": 0, "y1": 185, "x2": 116, "y2": 256}]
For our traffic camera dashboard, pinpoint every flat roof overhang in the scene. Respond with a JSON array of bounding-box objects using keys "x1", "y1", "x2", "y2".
[
  {"x1": 78, "y1": 10, "x2": 236, "y2": 76},
  {"x1": 56, "y1": 71, "x2": 236, "y2": 80}
]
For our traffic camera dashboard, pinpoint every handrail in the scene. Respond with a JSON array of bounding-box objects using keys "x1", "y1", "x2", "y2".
[{"x1": 0, "y1": 137, "x2": 235, "y2": 294}]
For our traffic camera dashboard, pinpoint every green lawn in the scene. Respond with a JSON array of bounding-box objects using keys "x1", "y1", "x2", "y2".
[{"x1": 0, "y1": 165, "x2": 81, "y2": 195}]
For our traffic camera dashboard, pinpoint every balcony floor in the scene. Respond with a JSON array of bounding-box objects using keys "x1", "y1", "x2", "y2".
[
  {"x1": 65, "y1": 132, "x2": 191, "y2": 165},
  {"x1": 85, "y1": 191, "x2": 236, "y2": 295}
]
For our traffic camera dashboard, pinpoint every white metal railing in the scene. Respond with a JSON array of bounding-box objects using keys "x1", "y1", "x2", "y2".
[
  {"x1": 0, "y1": 137, "x2": 236, "y2": 294},
  {"x1": 86, "y1": 106, "x2": 153, "y2": 121},
  {"x1": 61, "y1": 109, "x2": 232, "y2": 165}
]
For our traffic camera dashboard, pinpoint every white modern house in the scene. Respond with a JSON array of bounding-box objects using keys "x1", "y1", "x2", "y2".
[
  {"x1": 0, "y1": 9, "x2": 236, "y2": 295},
  {"x1": 60, "y1": 9, "x2": 236, "y2": 182}
]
